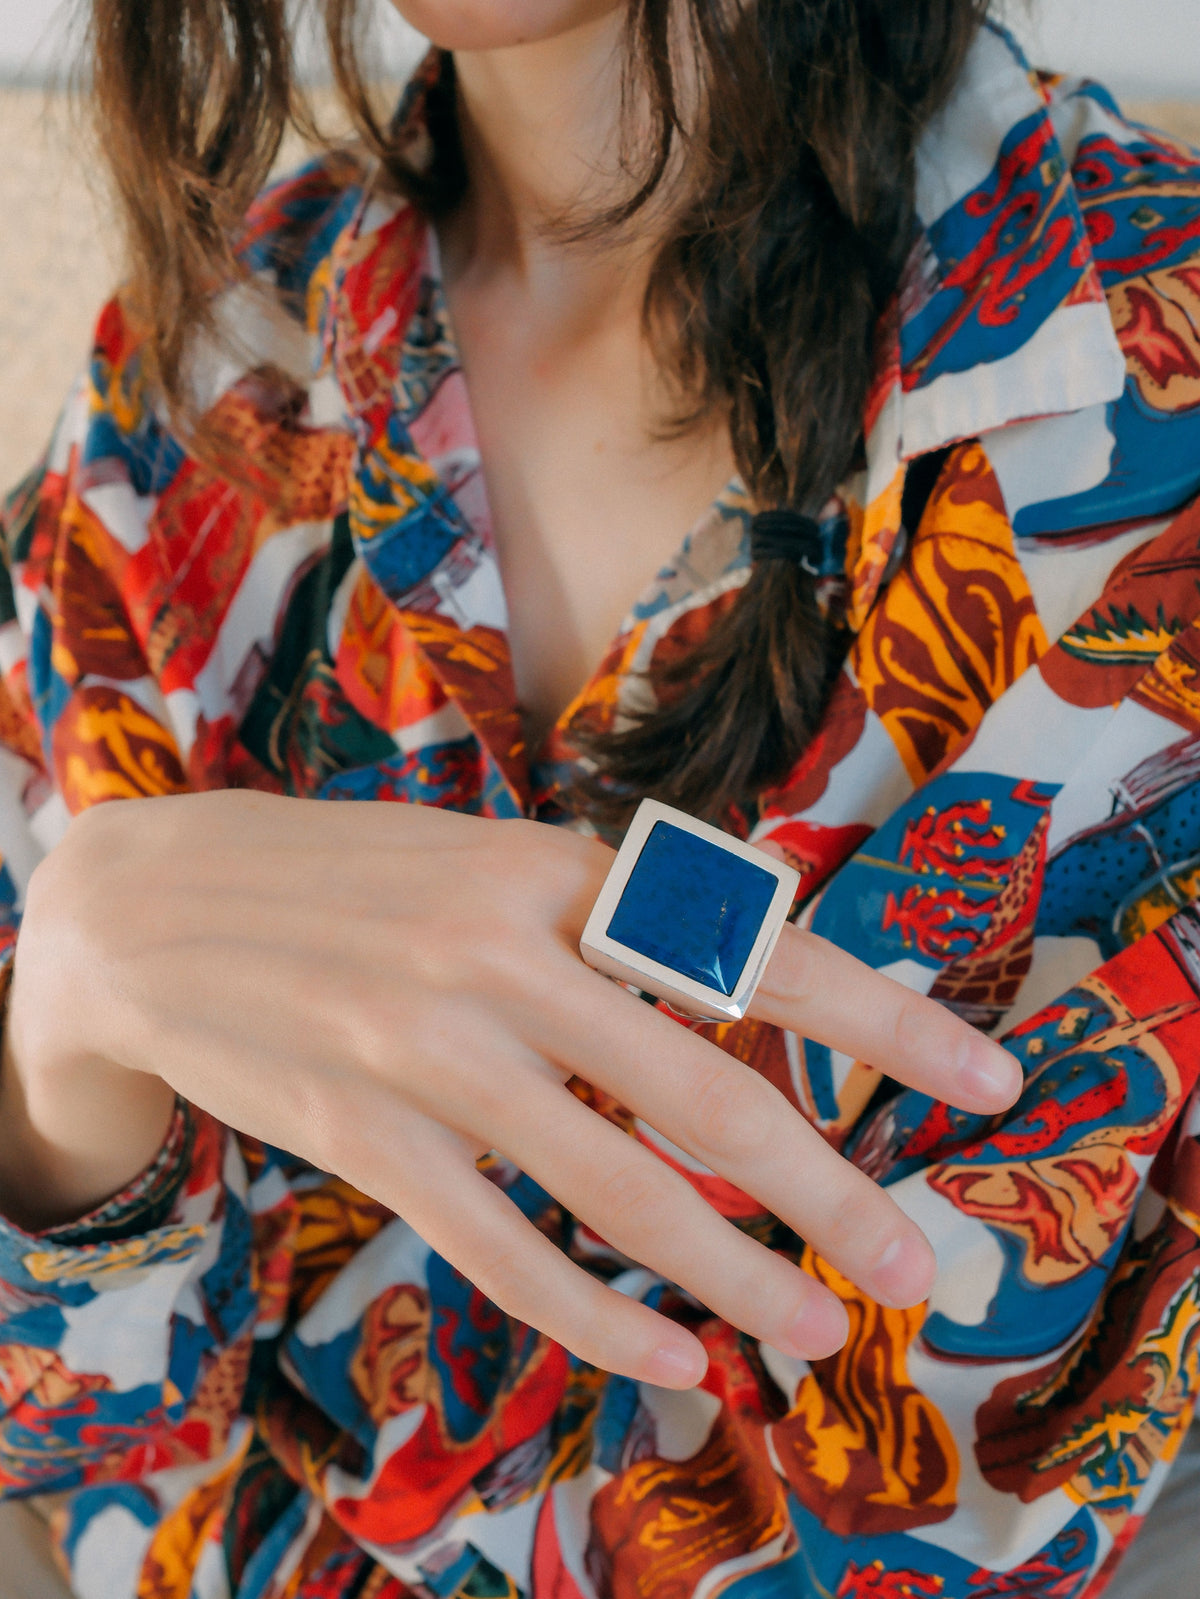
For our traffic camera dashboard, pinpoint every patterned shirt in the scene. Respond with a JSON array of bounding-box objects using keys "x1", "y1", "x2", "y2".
[{"x1": 1, "y1": 23, "x2": 1199, "y2": 1599}]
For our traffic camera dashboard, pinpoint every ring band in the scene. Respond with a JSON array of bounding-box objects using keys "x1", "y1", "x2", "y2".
[{"x1": 579, "y1": 799, "x2": 801, "y2": 1021}]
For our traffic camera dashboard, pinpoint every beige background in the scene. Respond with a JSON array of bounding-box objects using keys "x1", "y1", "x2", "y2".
[{"x1": 0, "y1": 91, "x2": 116, "y2": 496}]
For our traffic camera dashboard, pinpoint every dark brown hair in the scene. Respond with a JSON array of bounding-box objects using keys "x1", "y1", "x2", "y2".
[{"x1": 88, "y1": 0, "x2": 986, "y2": 822}]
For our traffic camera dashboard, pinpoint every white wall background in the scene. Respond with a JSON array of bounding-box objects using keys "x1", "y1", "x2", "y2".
[
  {"x1": 0, "y1": 0, "x2": 424, "y2": 83},
  {"x1": 0, "y1": 0, "x2": 1198, "y2": 97},
  {"x1": 1000, "y1": 0, "x2": 1200, "y2": 98}
]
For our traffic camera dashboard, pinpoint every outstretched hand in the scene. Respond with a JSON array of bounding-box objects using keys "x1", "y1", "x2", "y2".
[{"x1": 8, "y1": 790, "x2": 1022, "y2": 1388}]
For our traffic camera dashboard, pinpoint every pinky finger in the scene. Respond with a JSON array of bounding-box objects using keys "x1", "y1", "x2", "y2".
[{"x1": 367, "y1": 1118, "x2": 709, "y2": 1389}]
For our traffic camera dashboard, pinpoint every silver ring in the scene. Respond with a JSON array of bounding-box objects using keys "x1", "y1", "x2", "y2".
[{"x1": 579, "y1": 799, "x2": 801, "y2": 1021}]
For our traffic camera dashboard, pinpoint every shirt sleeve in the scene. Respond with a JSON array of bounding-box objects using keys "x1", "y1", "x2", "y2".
[
  {"x1": 0, "y1": 146, "x2": 366, "y2": 1500},
  {"x1": 0, "y1": 348, "x2": 270, "y2": 1499},
  {"x1": 0, "y1": 1100, "x2": 267, "y2": 1498}
]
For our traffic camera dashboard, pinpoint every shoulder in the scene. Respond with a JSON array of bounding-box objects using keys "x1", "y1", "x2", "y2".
[
  {"x1": 1045, "y1": 77, "x2": 1200, "y2": 434},
  {"x1": 26, "y1": 145, "x2": 422, "y2": 511},
  {"x1": 850, "y1": 34, "x2": 1200, "y2": 633},
  {"x1": 1012, "y1": 77, "x2": 1200, "y2": 542},
  {"x1": 896, "y1": 27, "x2": 1200, "y2": 532},
  {"x1": 1040, "y1": 69, "x2": 1200, "y2": 282},
  {"x1": 1, "y1": 144, "x2": 405, "y2": 650}
]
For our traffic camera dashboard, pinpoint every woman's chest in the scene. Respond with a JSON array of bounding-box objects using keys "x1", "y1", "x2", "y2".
[{"x1": 439, "y1": 285, "x2": 737, "y2": 751}]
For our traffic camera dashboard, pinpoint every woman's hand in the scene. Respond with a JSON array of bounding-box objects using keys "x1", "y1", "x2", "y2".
[{"x1": 5, "y1": 790, "x2": 1021, "y2": 1388}]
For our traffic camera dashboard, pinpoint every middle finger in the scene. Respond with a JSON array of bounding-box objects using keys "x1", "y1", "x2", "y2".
[
  {"x1": 535, "y1": 961, "x2": 939, "y2": 1307},
  {"x1": 752, "y1": 924, "x2": 1022, "y2": 1109}
]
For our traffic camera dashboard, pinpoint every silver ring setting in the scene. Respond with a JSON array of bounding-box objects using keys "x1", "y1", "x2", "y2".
[{"x1": 579, "y1": 799, "x2": 801, "y2": 1022}]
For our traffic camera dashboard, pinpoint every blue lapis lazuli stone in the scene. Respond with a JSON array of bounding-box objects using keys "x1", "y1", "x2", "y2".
[{"x1": 606, "y1": 821, "x2": 777, "y2": 996}]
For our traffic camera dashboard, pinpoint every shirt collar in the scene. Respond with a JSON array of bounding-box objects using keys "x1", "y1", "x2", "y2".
[
  {"x1": 904, "y1": 21, "x2": 1125, "y2": 449},
  {"x1": 848, "y1": 21, "x2": 1127, "y2": 624},
  {"x1": 318, "y1": 23, "x2": 1129, "y2": 657}
]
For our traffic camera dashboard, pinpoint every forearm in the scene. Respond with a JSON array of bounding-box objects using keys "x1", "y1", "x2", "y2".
[{"x1": 0, "y1": 978, "x2": 176, "y2": 1233}]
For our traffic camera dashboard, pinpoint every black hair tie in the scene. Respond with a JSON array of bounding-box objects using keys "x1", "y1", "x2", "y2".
[{"x1": 749, "y1": 509, "x2": 822, "y2": 576}]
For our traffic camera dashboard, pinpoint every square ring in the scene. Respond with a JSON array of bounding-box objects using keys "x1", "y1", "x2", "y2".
[{"x1": 579, "y1": 799, "x2": 801, "y2": 1022}]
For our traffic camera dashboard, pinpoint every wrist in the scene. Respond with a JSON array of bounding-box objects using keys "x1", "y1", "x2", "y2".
[{"x1": 0, "y1": 968, "x2": 176, "y2": 1233}]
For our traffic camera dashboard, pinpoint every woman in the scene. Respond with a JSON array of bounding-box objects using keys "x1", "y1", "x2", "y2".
[{"x1": 0, "y1": 0, "x2": 1196, "y2": 1594}]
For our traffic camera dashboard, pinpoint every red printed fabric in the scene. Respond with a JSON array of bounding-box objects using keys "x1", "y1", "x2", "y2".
[{"x1": 0, "y1": 26, "x2": 1198, "y2": 1599}]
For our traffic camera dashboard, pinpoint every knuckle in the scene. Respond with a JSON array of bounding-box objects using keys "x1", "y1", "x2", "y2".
[
  {"x1": 453, "y1": 1238, "x2": 525, "y2": 1312},
  {"x1": 685, "y1": 1065, "x2": 777, "y2": 1165},
  {"x1": 291, "y1": 1080, "x2": 355, "y2": 1174},
  {"x1": 552, "y1": 1311, "x2": 631, "y2": 1373},
  {"x1": 477, "y1": 819, "x2": 544, "y2": 891},
  {"x1": 414, "y1": 908, "x2": 552, "y2": 1009},
  {"x1": 405, "y1": 916, "x2": 475, "y2": 989},
  {"x1": 820, "y1": 1195, "x2": 869, "y2": 1260},
  {"x1": 461, "y1": 1247, "x2": 616, "y2": 1370},
  {"x1": 501, "y1": 816, "x2": 549, "y2": 859},
  {"x1": 773, "y1": 928, "x2": 820, "y2": 1006},
  {"x1": 491, "y1": 818, "x2": 608, "y2": 908},
  {"x1": 590, "y1": 1157, "x2": 666, "y2": 1241},
  {"x1": 400, "y1": 911, "x2": 508, "y2": 998},
  {"x1": 352, "y1": 986, "x2": 442, "y2": 1083},
  {"x1": 448, "y1": 1233, "x2": 564, "y2": 1337},
  {"x1": 891, "y1": 991, "x2": 937, "y2": 1064},
  {"x1": 465, "y1": 928, "x2": 534, "y2": 995},
  {"x1": 821, "y1": 1177, "x2": 895, "y2": 1263}
]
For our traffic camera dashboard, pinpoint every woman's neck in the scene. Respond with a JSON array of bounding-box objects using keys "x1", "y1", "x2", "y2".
[
  {"x1": 442, "y1": 13, "x2": 660, "y2": 331},
  {"x1": 423, "y1": 13, "x2": 735, "y2": 751}
]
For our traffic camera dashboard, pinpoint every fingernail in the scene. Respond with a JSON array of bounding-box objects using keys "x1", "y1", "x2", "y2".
[
  {"x1": 960, "y1": 1044, "x2": 1022, "y2": 1108},
  {"x1": 872, "y1": 1233, "x2": 936, "y2": 1308},
  {"x1": 779, "y1": 1293, "x2": 850, "y2": 1361},
  {"x1": 645, "y1": 1341, "x2": 708, "y2": 1389}
]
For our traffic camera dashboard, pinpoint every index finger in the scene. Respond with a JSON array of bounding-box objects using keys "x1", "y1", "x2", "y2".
[{"x1": 751, "y1": 925, "x2": 1022, "y2": 1111}]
